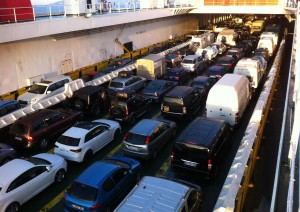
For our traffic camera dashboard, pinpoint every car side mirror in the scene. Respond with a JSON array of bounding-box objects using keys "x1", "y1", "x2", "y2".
[
  {"x1": 46, "y1": 166, "x2": 51, "y2": 172},
  {"x1": 46, "y1": 91, "x2": 52, "y2": 94}
]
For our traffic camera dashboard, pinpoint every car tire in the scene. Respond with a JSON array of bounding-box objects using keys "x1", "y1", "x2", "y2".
[
  {"x1": 83, "y1": 150, "x2": 93, "y2": 162},
  {"x1": 39, "y1": 138, "x2": 49, "y2": 149},
  {"x1": 5, "y1": 202, "x2": 20, "y2": 212},
  {"x1": 113, "y1": 128, "x2": 121, "y2": 140},
  {"x1": 91, "y1": 103, "x2": 101, "y2": 116},
  {"x1": 55, "y1": 169, "x2": 66, "y2": 183},
  {"x1": 1, "y1": 157, "x2": 12, "y2": 166}
]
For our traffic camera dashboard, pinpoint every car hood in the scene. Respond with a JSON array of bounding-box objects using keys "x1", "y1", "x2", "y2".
[{"x1": 17, "y1": 92, "x2": 42, "y2": 103}]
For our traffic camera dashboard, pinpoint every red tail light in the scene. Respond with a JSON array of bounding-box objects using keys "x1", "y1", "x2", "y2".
[
  {"x1": 70, "y1": 149, "x2": 82, "y2": 153},
  {"x1": 63, "y1": 194, "x2": 66, "y2": 201},
  {"x1": 235, "y1": 112, "x2": 239, "y2": 123},
  {"x1": 175, "y1": 77, "x2": 179, "y2": 80},
  {"x1": 170, "y1": 151, "x2": 174, "y2": 164},
  {"x1": 26, "y1": 135, "x2": 33, "y2": 142},
  {"x1": 228, "y1": 63, "x2": 233, "y2": 67},
  {"x1": 90, "y1": 202, "x2": 102, "y2": 210},
  {"x1": 124, "y1": 132, "x2": 129, "y2": 141},
  {"x1": 163, "y1": 76, "x2": 168, "y2": 79},
  {"x1": 154, "y1": 92, "x2": 160, "y2": 97},
  {"x1": 125, "y1": 109, "x2": 129, "y2": 116},
  {"x1": 145, "y1": 136, "x2": 151, "y2": 144},
  {"x1": 208, "y1": 159, "x2": 212, "y2": 172}
]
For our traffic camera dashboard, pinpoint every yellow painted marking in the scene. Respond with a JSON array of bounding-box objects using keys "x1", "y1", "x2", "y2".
[
  {"x1": 40, "y1": 192, "x2": 65, "y2": 212},
  {"x1": 155, "y1": 157, "x2": 171, "y2": 177}
]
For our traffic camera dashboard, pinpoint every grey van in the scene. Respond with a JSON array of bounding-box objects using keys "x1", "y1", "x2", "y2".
[
  {"x1": 171, "y1": 117, "x2": 231, "y2": 180},
  {"x1": 114, "y1": 176, "x2": 203, "y2": 212}
]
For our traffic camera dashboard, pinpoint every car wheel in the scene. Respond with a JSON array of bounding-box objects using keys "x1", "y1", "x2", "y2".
[
  {"x1": 91, "y1": 103, "x2": 101, "y2": 116},
  {"x1": 113, "y1": 128, "x2": 121, "y2": 140},
  {"x1": 83, "y1": 150, "x2": 93, "y2": 162},
  {"x1": 5, "y1": 202, "x2": 20, "y2": 212},
  {"x1": 1, "y1": 157, "x2": 12, "y2": 166},
  {"x1": 55, "y1": 169, "x2": 66, "y2": 183},
  {"x1": 39, "y1": 138, "x2": 49, "y2": 149}
]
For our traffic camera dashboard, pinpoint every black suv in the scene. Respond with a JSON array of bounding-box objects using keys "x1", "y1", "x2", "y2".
[
  {"x1": 161, "y1": 86, "x2": 203, "y2": 120},
  {"x1": 65, "y1": 85, "x2": 109, "y2": 116},
  {"x1": 171, "y1": 117, "x2": 231, "y2": 180},
  {"x1": 109, "y1": 91, "x2": 151, "y2": 125}
]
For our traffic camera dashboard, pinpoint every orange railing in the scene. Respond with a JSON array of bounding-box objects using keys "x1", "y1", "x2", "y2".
[{"x1": 204, "y1": 0, "x2": 279, "y2": 6}]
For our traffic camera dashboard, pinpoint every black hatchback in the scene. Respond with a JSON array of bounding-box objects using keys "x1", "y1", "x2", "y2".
[{"x1": 161, "y1": 86, "x2": 203, "y2": 120}]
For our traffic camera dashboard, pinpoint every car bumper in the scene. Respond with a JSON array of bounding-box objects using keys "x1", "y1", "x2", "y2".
[
  {"x1": 54, "y1": 149, "x2": 83, "y2": 162},
  {"x1": 122, "y1": 148, "x2": 151, "y2": 160}
]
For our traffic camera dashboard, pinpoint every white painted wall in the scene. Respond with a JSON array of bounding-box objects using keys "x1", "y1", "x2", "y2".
[{"x1": 0, "y1": 15, "x2": 197, "y2": 95}]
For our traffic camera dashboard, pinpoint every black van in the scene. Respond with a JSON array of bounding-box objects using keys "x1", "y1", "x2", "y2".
[
  {"x1": 161, "y1": 86, "x2": 203, "y2": 120},
  {"x1": 171, "y1": 117, "x2": 231, "y2": 180}
]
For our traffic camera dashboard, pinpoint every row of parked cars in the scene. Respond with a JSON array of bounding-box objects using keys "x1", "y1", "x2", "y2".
[{"x1": 0, "y1": 22, "x2": 280, "y2": 211}]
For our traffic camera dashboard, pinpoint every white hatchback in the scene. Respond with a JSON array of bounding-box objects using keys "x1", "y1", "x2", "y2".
[
  {"x1": 0, "y1": 153, "x2": 67, "y2": 212},
  {"x1": 54, "y1": 119, "x2": 121, "y2": 162}
]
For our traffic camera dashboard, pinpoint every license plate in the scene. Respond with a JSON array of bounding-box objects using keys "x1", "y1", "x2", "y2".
[
  {"x1": 183, "y1": 160, "x2": 197, "y2": 167},
  {"x1": 15, "y1": 137, "x2": 22, "y2": 141},
  {"x1": 72, "y1": 204, "x2": 84, "y2": 210},
  {"x1": 163, "y1": 106, "x2": 169, "y2": 112}
]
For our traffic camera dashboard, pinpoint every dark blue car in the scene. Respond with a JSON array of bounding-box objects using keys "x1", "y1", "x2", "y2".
[
  {"x1": 63, "y1": 156, "x2": 141, "y2": 212},
  {"x1": 0, "y1": 100, "x2": 21, "y2": 117},
  {"x1": 163, "y1": 67, "x2": 190, "y2": 85}
]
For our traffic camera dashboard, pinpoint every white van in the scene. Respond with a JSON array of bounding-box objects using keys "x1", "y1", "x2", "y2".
[
  {"x1": 233, "y1": 58, "x2": 264, "y2": 90},
  {"x1": 206, "y1": 74, "x2": 250, "y2": 127},
  {"x1": 260, "y1": 31, "x2": 279, "y2": 46},
  {"x1": 257, "y1": 37, "x2": 275, "y2": 57},
  {"x1": 216, "y1": 29, "x2": 237, "y2": 46},
  {"x1": 17, "y1": 75, "x2": 72, "y2": 106},
  {"x1": 114, "y1": 176, "x2": 203, "y2": 212}
]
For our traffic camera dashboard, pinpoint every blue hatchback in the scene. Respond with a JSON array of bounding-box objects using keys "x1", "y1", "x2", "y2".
[{"x1": 63, "y1": 156, "x2": 141, "y2": 212}]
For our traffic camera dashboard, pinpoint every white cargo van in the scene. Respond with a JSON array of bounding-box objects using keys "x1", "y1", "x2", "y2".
[
  {"x1": 257, "y1": 37, "x2": 275, "y2": 57},
  {"x1": 233, "y1": 58, "x2": 264, "y2": 90},
  {"x1": 136, "y1": 54, "x2": 165, "y2": 80},
  {"x1": 216, "y1": 29, "x2": 237, "y2": 46},
  {"x1": 260, "y1": 31, "x2": 279, "y2": 46},
  {"x1": 206, "y1": 74, "x2": 250, "y2": 127},
  {"x1": 114, "y1": 176, "x2": 203, "y2": 211}
]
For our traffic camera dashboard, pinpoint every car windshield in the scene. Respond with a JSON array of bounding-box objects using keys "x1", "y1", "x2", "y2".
[
  {"x1": 146, "y1": 83, "x2": 161, "y2": 91},
  {"x1": 28, "y1": 84, "x2": 47, "y2": 94},
  {"x1": 174, "y1": 142, "x2": 208, "y2": 161},
  {"x1": 110, "y1": 82, "x2": 124, "y2": 88},
  {"x1": 191, "y1": 81, "x2": 205, "y2": 89},
  {"x1": 68, "y1": 182, "x2": 98, "y2": 202},
  {"x1": 182, "y1": 59, "x2": 194, "y2": 64},
  {"x1": 10, "y1": 123, "x2": 29, "y2": 134},
  {"x1": 125, "y1": 133, "x2": 147, "y2": 145},
  {"x1": 163, "y1": 97, "x2": 183, "y2": 105},
  {"x1": 57, "y1": 135, "x2": 80, "y2": 146},
  {"x1": 25, "y1": 157, "x2": 51, "y2": 165}
]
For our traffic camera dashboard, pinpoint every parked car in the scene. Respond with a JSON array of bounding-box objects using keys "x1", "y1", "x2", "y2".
[
  {"x1": 80, "y1": 71, "x2": 105, "y2": 83},
  {"x1": 64, "y1": 85, "x2": 109, "y2": 116},
  {"x1": 235, "y1": 42, "x2": 252, "y2": 57},
  {"x1": 0, "y1": 143, "x2": 17, "y2": 166},
  {"x1": 252, "y1": 55, "x2": 267, "y2": 72},
  {"x1": 190, "y1": 76, "x2": 216, "y2": 98},
  {"x1": 171, "y1": 117, "x2": 231, "y2": 180},
  {"x1": 0, "y1": 100, "x2": 21, "y2": 117},
  {"x1": 108, "y1": 71, "x2": 146, "y2": 95},
  {"x1": 122, "y1": 118, "x2": 176, "y2": 160},
  {"x1": 0, "y1": 153, "x2": 67, "y2": 212},
  {"x1": 9, "y1": 108, "x2": 82, "y2": 149},
  {"x1": 161, "y1": 86, "x2": 203, "y2": 120},
  {"x1": 206, "y1": 65, "x2": 227, "y2": 82},
  {"x1": 243, "y1": 35, "x2": 259, "y2": 50},
  {"x1": 140, "y1": 80, "x2": 177, "y2": 103},
  {"x1": 63, "y1": 156, "x2": 141, "y2": 212},
  {"x1": 226, "y1": 47, "x2": 245, "y2": 60},
  {"x1": 115, "y1": 176, "x2": 203, "y2": 211},
  {"x1": 17, "y1": 75, "x2": 72, "y2": 106},
  {"x1": 109, "y1": 91, "x2": 151, "y2": 125},
  {"x1": 163, "y1": 67, "x2": 190, "y2": 85},
  {"x1": 103, "y1": 58, "x2": 134, "y2": 74},
  {"x1": 181, "y1": 54, "x2": 207, "y2": 75},
  {"x1": 253, "y1": 48, "x2": 270, "y2": 61},
  {"x1": 54, "y1": 119, "x2": 121, "y2": 163},
  {"x1": 215, "y1": 56, "x2": 237, "y2": 73}
]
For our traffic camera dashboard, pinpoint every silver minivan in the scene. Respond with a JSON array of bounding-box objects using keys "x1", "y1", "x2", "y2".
[
  {"x1": 181, "y1": 55, "x2": 207, "y2": 75},
  {"x1": 114, "y1": 176, "x2": 203, "y2": 212},
  {"x1": 122, "y1": 119, "x2": 176, "y2": 160}
]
